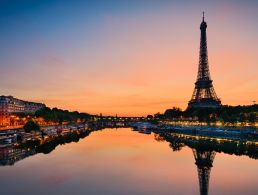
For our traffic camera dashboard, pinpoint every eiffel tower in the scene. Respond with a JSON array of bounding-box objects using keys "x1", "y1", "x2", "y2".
[
  {"x1": 193, "y1": 149, "x2": 216, "y2": 195},
  {"x1": 188, "y1": 13, "x2": 221, "y2": 108}
]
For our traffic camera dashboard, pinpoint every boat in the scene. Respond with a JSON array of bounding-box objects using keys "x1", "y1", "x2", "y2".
[{"x1": 132, "y1": 122, "x2": 157, "y2": 132}]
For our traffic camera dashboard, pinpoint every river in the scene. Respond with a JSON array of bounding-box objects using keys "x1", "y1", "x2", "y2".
[{"x1": 0, "y1": 128, "x2": 257, "y2": 195}]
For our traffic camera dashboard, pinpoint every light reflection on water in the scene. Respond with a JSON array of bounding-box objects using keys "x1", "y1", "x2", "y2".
[{"x1": 0, "y1": 128, "x2": 257, "y2": 195}]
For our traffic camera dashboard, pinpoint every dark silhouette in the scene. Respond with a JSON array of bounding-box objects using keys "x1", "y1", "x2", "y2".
[
  {"x1": 154, "y1": 131, "x2": 258, "y2": 195},
  {"x1": 188, "y1": 12, "x2": 221, "y2": 108},
  {"x1": 23, "y1": 120, "x2": 40, "y2": 133},
  {"x1": 193, "y1": 149, "x2": 216, "y2": 195},
  {"x1": 158, "y1": 104, "x2": 258, "y2": 124},
  {"x1": 35, "y1": 107, "x2": 91, "y2": 124}
]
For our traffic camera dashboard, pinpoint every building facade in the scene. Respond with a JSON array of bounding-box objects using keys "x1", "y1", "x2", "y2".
[{"x1": 0, "y1": 96, "x2": 45, "y2": 115}]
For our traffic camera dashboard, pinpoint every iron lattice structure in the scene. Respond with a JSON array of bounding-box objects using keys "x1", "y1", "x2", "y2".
[
  {"x1": 188, "y1": 13, "x2": 221, "y2": 108},
  {"x1": 193, "y1": 149, "x2": 216, "y2": 195}
]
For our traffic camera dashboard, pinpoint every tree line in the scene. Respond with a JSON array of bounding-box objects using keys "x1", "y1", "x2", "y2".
[
  {"x1": 153, "y1": 104, "x2": 258, "y2": 124},
  {"x1": 35, "y1": 107, "x2": 91, "y2": 124},
  {"x1": 23, "y1": 107, "x2": 91, "y2": 132}
]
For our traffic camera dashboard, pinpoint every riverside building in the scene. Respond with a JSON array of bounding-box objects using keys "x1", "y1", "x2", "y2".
[{"x1": 0, "y1": 96, "x2": 45, "y2": 115}]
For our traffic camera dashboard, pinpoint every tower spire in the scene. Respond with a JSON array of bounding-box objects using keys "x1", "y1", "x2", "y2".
[{"x1": 188, "y1": 14, "x2": 221, "y2": 108}]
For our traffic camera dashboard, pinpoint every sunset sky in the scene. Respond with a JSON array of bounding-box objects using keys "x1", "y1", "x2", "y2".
[{"x1": 0, "y1": 0, "x2": 257, "y2": 116}]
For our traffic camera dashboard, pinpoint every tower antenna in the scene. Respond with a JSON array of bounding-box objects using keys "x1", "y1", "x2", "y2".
[{"x1": 202, "y1": 11, "x2": 205, "y2": 21}]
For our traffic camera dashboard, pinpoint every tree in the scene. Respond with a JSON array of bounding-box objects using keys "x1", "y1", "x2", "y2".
[
  {"x1": 154, "y1": 112, "x2": 163, "y2": 119},
  {"x1": 147, "y1": 115, "x2": 153, "y2": 119},
  {"x1": 248, "y1": 113, "x2": 257, "y2": 126},
  {"x1": 35, "y1": 107, "x2": 91, "y2": 124},
  {"x1": 164, "y1": 107, "x2": 183, "y2": 119},
  {"x1": 23, "y1": 120, "x2": 40, "y2": 133},
  {"x1": 169, "y1": 141, "x2": 185, "y2": 151}
]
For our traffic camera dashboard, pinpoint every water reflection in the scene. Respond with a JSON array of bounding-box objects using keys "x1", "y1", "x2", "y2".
[
  {"x1": 193, "y1": 149, "x2": 215, "y2": 195},
  {"x1": 154, "y1": 132, "x2": 258, "y2": 160},
  {"x1": 0, "y1": 127, "x2": 257, "y2": 195},
  {"x1": 0, "y1": 130, "x2": 93, "y2": 166},
  {"x1": 154, "y1": 131, "x2": 257, "y2": 195}
]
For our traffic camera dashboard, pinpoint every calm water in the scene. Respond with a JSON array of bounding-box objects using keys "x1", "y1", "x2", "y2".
[{"x1": 0, "y1": 128, "x2": 257, "y2": 195}]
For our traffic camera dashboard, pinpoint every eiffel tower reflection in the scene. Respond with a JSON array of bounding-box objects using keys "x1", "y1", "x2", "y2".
[
  {"x1": 192, "y1": 149, "x2": 216, "y2": 195},
  {"x1": 154, "y1": 131, "x2": 258, "y2": 195}
]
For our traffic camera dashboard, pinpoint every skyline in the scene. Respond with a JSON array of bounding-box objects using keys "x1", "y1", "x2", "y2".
[{"x1": 1, "y1": 1, "x2": 258, "y2": 116}]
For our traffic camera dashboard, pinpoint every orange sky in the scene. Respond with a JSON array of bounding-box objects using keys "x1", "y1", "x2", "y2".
[{"x1": 0, "y1": 1, "x2": 257, "y2": 116}]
